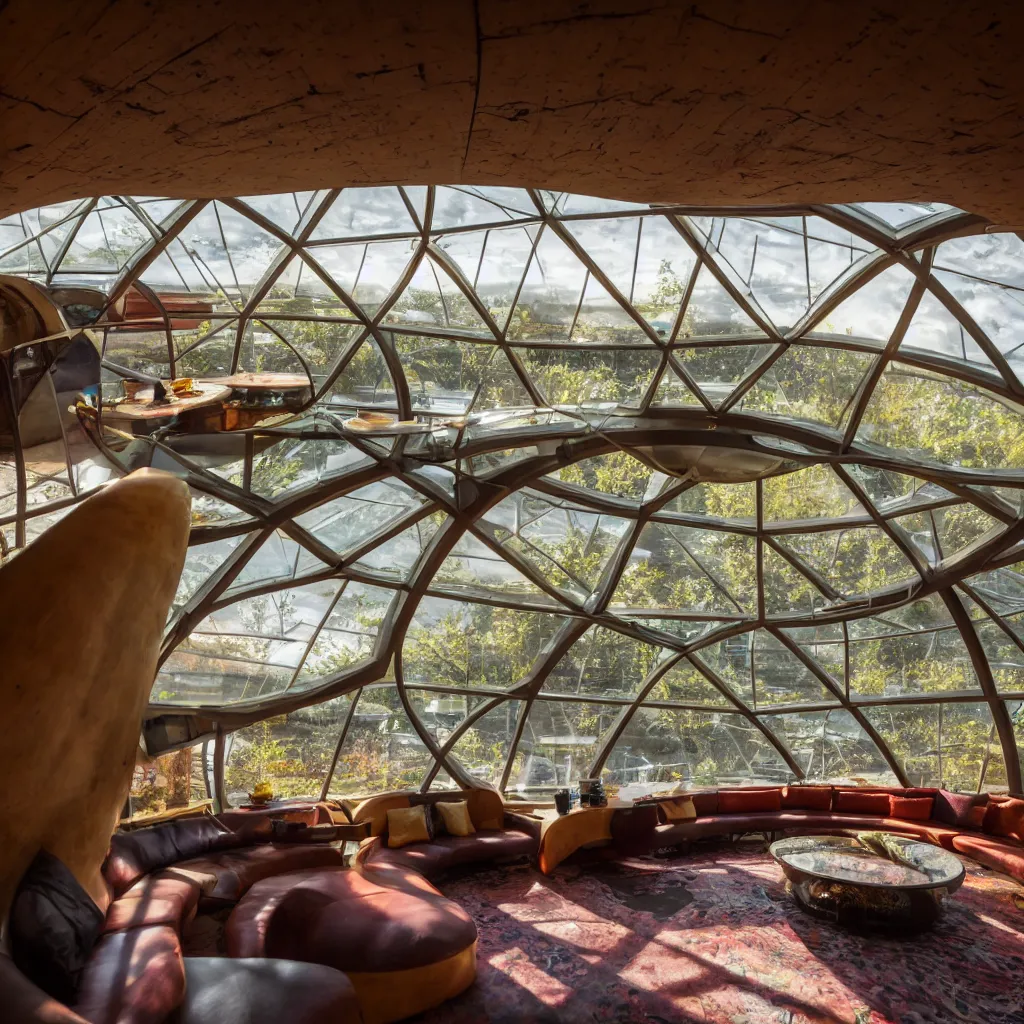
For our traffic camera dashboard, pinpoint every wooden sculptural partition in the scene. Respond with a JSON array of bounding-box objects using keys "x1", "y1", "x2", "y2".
[{"x1": 0, "y1": 469, "x2": 191, "y2": 916}]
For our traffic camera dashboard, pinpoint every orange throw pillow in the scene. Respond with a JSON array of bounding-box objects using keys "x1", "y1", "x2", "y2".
[
  {"x1": 780, "y1": 786, "x2": 832, "y2": 811},
  {"x1": 386, "y1": 805, "x2": 431, "y2": 848},
  {"x1": 660, "y1": 797, "x2": 697, "y2": 823},
  {"x1": 889, "y1": 795, "x2": 934, "y2": 821},
  {"x1": 833, "y1": 790, "x2": 890, "y2": 815},
  {"x1": 437, "y1": 800, "x2": 476, "y2": 837},
  {"x1": 718, "y1": 789, "x2": 782, "y2": 814}
]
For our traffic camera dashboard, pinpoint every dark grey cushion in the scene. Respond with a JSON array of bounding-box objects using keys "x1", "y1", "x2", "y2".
[{"x1": 9, "y1": 850, "x2": 104, "y2": 1005}]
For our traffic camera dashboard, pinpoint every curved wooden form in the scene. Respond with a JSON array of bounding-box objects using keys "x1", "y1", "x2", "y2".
[
  {"x1": 0, "y1": 469, "x2": 191, "y2": 914},
  {"x1": 537, "y1": 805, "x2": 621, "y2": 875}
]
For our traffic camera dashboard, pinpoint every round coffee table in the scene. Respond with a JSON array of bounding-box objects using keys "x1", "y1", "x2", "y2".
[{"x1": 770, "y1": 833, "x2": 965, "y2": 932}]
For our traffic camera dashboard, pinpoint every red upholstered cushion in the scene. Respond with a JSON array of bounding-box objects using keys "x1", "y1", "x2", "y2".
[
  {"x1": 718, "y1": 789, "x2": 782, "y2": 814},
  {"x1": 781, "y1": 786, "x2": 832, "y2": 810},
  {"x1": 690, "y1": 791, "x2": 719, "y2": 816},
  {"x1": 889, "y1": 795, "x2": 934, "y2": 821},
  {"x1": 933, "y1": 789, "x2": 989, "y2": 829},
  {"x1": 833, "y1": 790, "x2": 891, "y2": 815},
  {"x1": 983, "y1": 797, "x2": 1024, "y2": 841}
]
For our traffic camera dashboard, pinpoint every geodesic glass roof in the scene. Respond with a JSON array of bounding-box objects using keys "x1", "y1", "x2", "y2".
[{"x1": 4, "y1": 186, "x2": 1024, "y2": 801}]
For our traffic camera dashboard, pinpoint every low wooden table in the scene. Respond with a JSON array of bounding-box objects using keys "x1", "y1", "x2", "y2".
[{"x1": 538, "y1": 801, "x2": 634, "y2": 874}]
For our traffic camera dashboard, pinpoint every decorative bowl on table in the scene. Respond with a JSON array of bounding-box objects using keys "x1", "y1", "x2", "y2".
[{"x1": 248, "y1": 782, "x2": 274, "y2": 805}]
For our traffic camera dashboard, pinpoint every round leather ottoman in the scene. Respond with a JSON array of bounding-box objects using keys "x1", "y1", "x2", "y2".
[{"x1": 225, "y1": 866, "x2": 477, "y2": 1024}]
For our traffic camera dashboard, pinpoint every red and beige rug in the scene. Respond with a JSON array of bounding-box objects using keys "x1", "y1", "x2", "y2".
[{"x1": 419, "y1": 846, "x2": 1024, "y2": 1024}]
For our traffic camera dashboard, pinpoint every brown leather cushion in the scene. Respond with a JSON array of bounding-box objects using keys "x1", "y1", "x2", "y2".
[
  {"x1": 780, "y1": 786, "x2": 832, "y2": 810},
  {"x1": 983, "y1": 796, "x2": 1024, "y2": 841},
  {"x1": 952, "y1": 833, "x2": 1024, "y2": 881},
  {"x1": 690, "y1": 791, "x2": 719, "y2": 816},
  {"x1": 103, "y1": 817, "x2": 239, "y2": 896},
  {"x1": 178, "y1": 957, "x2": 362, "y2": 1024},
  {"x1": 364, "y1": 829, "x2": 537, "y2": 880},
  {"x1": 103, "y1": 872, "x2": 202, "y2": 934},
  {"x1": 719, "y1": 788, "x2": 782, "y2": 813},
  {"x1": 227, "y1": 867, "x2": 477, "y2": 974},
  {"x1": 178, "y1": 843, "x2": 344, "y2": 903},
  {"x1": 890, "y1": 795, "x2": 935, "y2": 821},
  {"x1": 833, "y1": 789, "x2": 891, "y2": 815},
  {"x1": 75, "y1": 924, "x2": 185, "y2": 1024}
]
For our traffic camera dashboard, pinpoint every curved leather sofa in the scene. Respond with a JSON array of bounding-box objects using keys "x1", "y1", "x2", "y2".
[
  {"x1": 226, "y1": 789, "x2": 541, "y2": 1023},
  {"x1": 628, "y1": 785, "x2": 1024, "y2": 885}
]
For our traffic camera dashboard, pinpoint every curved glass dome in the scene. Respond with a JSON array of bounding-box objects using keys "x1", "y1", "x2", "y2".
[{"x1": 3, "y1": 187, "x2": 1024, "y2": 803}]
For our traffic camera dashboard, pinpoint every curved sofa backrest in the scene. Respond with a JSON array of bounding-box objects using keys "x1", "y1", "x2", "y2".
[{"x1": 103, "y1": 816, "x2": 240, "y2": 897}]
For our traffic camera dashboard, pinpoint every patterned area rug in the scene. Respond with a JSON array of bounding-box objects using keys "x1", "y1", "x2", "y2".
[{"x1": 414, "y1": 845, "x2": 1024, "y2": 1024}]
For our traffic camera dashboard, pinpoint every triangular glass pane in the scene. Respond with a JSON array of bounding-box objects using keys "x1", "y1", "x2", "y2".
[
  {"x1": 546, "y1": 452, "x2": 657, "y2": 501},
  {"x1": 296, "y1": 479, "x2": 425, "y2": 555},
  {"x1": 690, "y1": 639, "x2": 754, "y2": 705},
  {"x1": 766, "y1": 710, "x2": 897, "y2": 784},
  {"x1": 521, "y1": 347, "x2": 659, "y2": 408},
  {"x1": 518, "y1": 508, "x2": 631, "y2": 593},
  {"x1": 323, "y1": 338, "x2": 398, "y2": 410},
  {"x1": 255, "y1": 254, "x2": 361, "y2": 318},
  {"x1": 610, "y1": 521, "x2": 741, "y2": 614},
  {"x1": 607, "y1": 706, "x2": 793, "y2": 791},
  {"x1": 779, "y1": 526, "x2": 919, "y2": 598},
  {"x1": 239, "y1": 192, "x2": 318, "y2": 236},
  {"x1": 310, "y1": 187, "x2": 418, "y2": 240},
  {"x1": 431, "y1": 186, "x2": 533, "y2": 229},
  {"x1": 227, "y1": 530, "x2": 331, "y2": 593},
  {"x1": 447, "y1": 700, "x2": 522, "y2": 788},
  {"x1": 237, "y1": 321, "x2": 305, "y2": 375},
  {"x1": 310, "y1": 239, "x2": 418, "y2": 316},
  {"x1": 467, "y1": 348, "x2": 533, "y2": 413},
  {"x1": 850, "y1": 624, "x2": 979, "y2": 697},
  {"x1": 550, "y1": 193, "x2": 649, "y2": 216},
  {"x1": 649, "y1": 362, "x2": 703, "y2": 408},
  {"x1": 752, "y1": 631, "x2": 834, "y2": 706},
  {"x1": 811, "y1": 264, "x2": 915, "y2": 340},
  {"x1": 169, "y1": 536, "x2": 245, "y2": 617},
  {"x1": 864, "y1": 702, "x2": 999, "y2": 790},
  {"x1": 647, "y1": 659, "x2": 730, "y2": 705},
  {"x1": 192, "y1": 203, "x2": 283, "y2": 303},
  {"x1": 394, "y1": 335, "x2": 526, "y2": 414},
  {"x1": 899, "y1": 288, "x2": 993, "y2": 368},
  {"x1": 895, "y1": 505, "x2": 999, "y2": 566},
  {"x1": 843, "y1": 464, "x2": 953, "y2": 516},
  {"x1": 699, "y1": 216, "x2": 866, "y2": 331},
  {"x1": 433, "y1": 532, "x2": 558, "y2": 602},
  {"x1": 680, "y1": 265, "x2": 762, "y2": 336},
  {"x1": 856, "y1": 362, "x2": 1024, "y2": 471},
  {"x1": 763, "y1": 465, "x2": 863, "y2": 524},
  {"x1": 352, "y1": 515, "x2": 446, "y2": 581},
  {"x1": 382, "y1": 257, "x2": 491, "y2": 335},
  {"x1": 676, "y1": 343, "x2": 773, "y2": 406},
  {"x1": 852, "y1": 202, "x2": 957, "y2": 230},
  {"x1": 61, "y1": 205, "x2": 149, "y2": 272},
  {"x1": 507, "y1": 229, "x2": 588, "y2": 342},
  {"x1": 262, "y1": 319, "x2": 362, "y2": 386},
  {"x1": 512, "y1": 699, "x2": 613, "y2": 795},
  {"x1": 663, "y1": 481, "x2": 756, "y2": 523},
  {"x1": 564, "y1": 215, "x2": 698, "y2": 331},
  {"x1": 293, "y1": 581, "x2": 392, "y2": 687},
  {"x1": 762, "y1": 545, "x2": 828, "y2": 617},
  {"x1": 738, "y1": 345, "x2": 875, "y2": 429},
  {"x1": 933, "y1": 267, "x2": 1024, "y2": 364},
  {"x1": 435, "y1": 224, "x2": 538, "y2": 334},
  {"x1": 543, "y1": 626, "x2": 664, "y2": 699},
  {"x1": 571, "y1": 272, "x2": 651, "y2": 345}
]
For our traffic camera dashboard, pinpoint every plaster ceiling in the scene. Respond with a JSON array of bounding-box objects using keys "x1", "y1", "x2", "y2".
[{"x1": 2, "y1": 2, "x2": 1023, "y2": 223}]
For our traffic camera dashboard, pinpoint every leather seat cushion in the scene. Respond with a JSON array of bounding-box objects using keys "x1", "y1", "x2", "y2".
[
  {"x1": 75, "y1": 924, "x2": 185, "y2": 1024},
  {"x1": 177, "y1": 957, "x2": 361, "y2": 1024},
  {"x1": 363, "y1": 829, "x2": 535, "y2": 880},
  {"x1": 951, "y1": 833, "x2": 1024, "y2": 881},
  {"x1": 178, "y1": 843, "x2": 345, "y2": 902},
  {"x1": 653, "y1": 811, "x2": 961, "y2": 849},
  {"x1": 227, "y1": 867, "x2": 477, "y2": 974},
  {"x1": 103, "y1": 873, "x2": 203, "y2": 934},
  {"x1": 103, "y1": 818, "x2": 240, "y2": 897}
]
